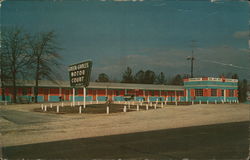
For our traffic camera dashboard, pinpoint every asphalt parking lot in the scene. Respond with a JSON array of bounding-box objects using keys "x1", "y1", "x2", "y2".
[{"x1": 3, "y1": 121, "x2": 249, "y2": 159}]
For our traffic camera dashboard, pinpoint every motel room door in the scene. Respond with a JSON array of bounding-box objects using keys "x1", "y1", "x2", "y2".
[
  {"x1": 93, "y1": 90, "x2": 97, "y2": 101},
  {"x1": 44, "y1": 88, "x2": 49, "y2": 102},
  {"x1": 65, "y1": 89, "x2": 70, "y2": 101},
  {"x1": 108, "y1": 90, "x2": 113, "y2": 101}
]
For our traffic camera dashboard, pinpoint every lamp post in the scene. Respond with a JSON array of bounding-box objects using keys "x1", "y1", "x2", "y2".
[
  {"x1": 187, "y1": 55, "x2": 195, "y2": 78},
  {"x1": 187, "y1": 40, "x2": 196, "y2": 78}
]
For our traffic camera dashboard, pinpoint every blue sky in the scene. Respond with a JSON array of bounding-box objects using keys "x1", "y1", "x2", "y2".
[{"x1": 1, "y1": 0, "x2": 249, "y2": 81}]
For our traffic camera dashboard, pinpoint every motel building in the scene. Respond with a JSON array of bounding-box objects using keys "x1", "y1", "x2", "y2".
[{"x1": 0, "y1": 77, "x2": 238, "y2": 104}]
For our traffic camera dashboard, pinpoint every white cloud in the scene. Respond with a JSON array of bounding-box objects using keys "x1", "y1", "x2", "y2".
[{"x1": 233, "y1": 30, "x2": 249, "y2": 39}]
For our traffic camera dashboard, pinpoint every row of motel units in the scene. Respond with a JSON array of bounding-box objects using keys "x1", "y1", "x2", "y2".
[{"x1": 0, "y1": 77, "x2": 238, "y2": 103}]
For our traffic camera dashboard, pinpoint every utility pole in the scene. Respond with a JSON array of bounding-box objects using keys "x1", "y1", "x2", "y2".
[{"x1": 187, "y1": 40, "x2": 196, "y2": 78}]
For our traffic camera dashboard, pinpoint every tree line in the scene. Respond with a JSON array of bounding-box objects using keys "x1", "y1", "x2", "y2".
[
  {"x1": 0, "y1": 27, "x2": 61, "y2": 103},
  {"x1": 96, "y1": 67, "x2": 185, "y2": 85}
]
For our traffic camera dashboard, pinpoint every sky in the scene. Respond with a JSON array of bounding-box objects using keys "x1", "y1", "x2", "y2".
[{"x1": 1, "y1": 0, "x2": 250, "y2": 82}]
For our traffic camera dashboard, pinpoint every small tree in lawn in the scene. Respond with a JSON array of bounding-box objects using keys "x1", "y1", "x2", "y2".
[{"x1": 29, "y1": 31, "x2": 61, "y2": 103}]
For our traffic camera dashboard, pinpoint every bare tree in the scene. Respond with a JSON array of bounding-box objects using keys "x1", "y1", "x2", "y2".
[
  {"x1": 1, "y1": 28, "x2": 31, "y2": 103},
  {"x1": 29, "y1": 31, "x2": 61, "y2": 103},
  {"x1": 0, "y1": 48, "x2": 9, "y2": 101}
]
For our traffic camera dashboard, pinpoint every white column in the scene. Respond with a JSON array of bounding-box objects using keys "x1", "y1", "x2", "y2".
[
  {"x1": 73, "y1": 88, "x2": 75, "y2": 106},
  {"x1": 224, "y1": 89, "x2": 226, "y2": 102},
  {"x1": 186, "y1": 89, "x2": 188, "y2": 102},
  {"x1": 48, "y1": 89, "x2": 50, "y2": 102},
  {"x1": 84, "y1": 87, "x2": 86, "y2": 108}
]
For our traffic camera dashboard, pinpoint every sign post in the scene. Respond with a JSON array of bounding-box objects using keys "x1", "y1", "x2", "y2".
[
  {"x1": 73, "y1": 88, "x2": 75, "y2": 106},
  {"x1": 68, "y1": 60, "x2": 92, "y2": 109}
]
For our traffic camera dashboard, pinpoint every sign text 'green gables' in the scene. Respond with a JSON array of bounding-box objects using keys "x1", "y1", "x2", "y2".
[{"x1": 68, "y1": 61, "x2": 92, "y2": 87}]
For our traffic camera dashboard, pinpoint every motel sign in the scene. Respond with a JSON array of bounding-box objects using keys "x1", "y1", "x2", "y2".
[{"x1": 68, "y1": 60, "x2": 92, "y2": 87}]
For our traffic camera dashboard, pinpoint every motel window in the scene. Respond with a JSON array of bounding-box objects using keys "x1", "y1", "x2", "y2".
[
  {"x1": 211, "y1": 89, "x2": 217, "y2": 96},
  {"x1": 177, "y1": 91, "x2": 184, "y2": 96},
  {"x1": 65, "y1": 89, "x2": 69, "y2": 95},
  {"x1": 22, "y1": 88, "x2": 28, "y2": 95},
  {"x1": 229, "y1": 90, "x2": 234, "y2": 97},
  {"x1": 116, "y1": 90, "x2": 120, "y2": 96},
  {"x1": 221, "y1": 90, "x2": 224, "y2": 96},
  {"x1": 195, "y1": 89, "x2": 203, "y2": 96}
]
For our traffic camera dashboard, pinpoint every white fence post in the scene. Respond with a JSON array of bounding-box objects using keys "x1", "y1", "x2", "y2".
[
  {"x1": 106, "y1": 106, "x2": 109, "y2": 114},
  {"x1": 123, "y1": 106, "x2": 127, "y2": 112},
  {"x1": 50, "y1": 104, "x2": 52, "y2": 108},
  {"x1": 44, "y1": 105, "x2": 47, "y2": 112},
  {"x1": 192, "y1": 101, "x2": 194, "y2": 105},
  {"x1": 41, "y1": 104, "x2": 44, "y2": 110},
  {"x1": 79, "y1": 106, "x2": 82, "y2": 114},
  {"x1": 137, "y1": 104, "x2": 139, "y2": 111},
  {"x1": 146, "y1": 104, "x2": 149, "y2": 110},
  {"x1": 56, "y1": 105, "x2": 59, "y2": 113},
  {"x1": 154, "y1": 103, "x2": 156, "y2": 109},
  {"x1": 161, "y1": 102, "x2": 163, "y2": 108}
]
